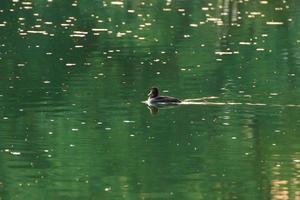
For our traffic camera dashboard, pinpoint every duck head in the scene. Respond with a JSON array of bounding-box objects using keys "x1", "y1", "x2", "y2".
[{"x1": 148, "y1": 87, "x2": 159, "y2": 98}]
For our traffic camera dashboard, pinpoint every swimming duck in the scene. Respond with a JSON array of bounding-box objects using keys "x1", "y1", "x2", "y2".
[{"x1": 147, "y1": 87, "x2": 181, "y2": 104}]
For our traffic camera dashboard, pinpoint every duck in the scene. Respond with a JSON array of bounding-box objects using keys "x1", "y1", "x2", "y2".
[{"x1": 147, "y1": 87, "x2": 181, "y2": 105}]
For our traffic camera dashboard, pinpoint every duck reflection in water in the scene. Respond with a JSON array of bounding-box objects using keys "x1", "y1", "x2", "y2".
[
  {"x1": 147, "y1": 106, "x2": 159, "y2": 115},
  {"x1": 147, "y1": 104, "x2": 179, "y2": 115}
]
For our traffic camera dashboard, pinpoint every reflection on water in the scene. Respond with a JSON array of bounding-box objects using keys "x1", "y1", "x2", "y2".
[{"x1": 0, "y1": 0, "x2": 300, "y2": 199}]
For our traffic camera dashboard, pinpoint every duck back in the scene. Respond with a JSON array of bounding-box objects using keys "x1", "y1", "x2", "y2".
[{"x1": 149, "y1": 96, "x2": 181, "y2": 104}]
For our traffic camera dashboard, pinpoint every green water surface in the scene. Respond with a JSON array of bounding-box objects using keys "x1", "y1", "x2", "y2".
[{"x1": 0, "y1": 0, "x2": 300, "y2": 199}]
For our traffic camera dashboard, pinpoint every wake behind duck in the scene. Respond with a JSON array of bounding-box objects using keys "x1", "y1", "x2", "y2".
[{"x1": 143, "y1": 88, "x2": 300, "y2": 113}]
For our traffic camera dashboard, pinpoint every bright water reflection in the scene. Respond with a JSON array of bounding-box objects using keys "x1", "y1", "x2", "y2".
[{"x1": 0, "y1": 0, "x2": 300, "y2": 199}]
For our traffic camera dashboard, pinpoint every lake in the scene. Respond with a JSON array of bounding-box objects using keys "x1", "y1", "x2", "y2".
[{"x1": 0, "y1": 0, "x2": 300, "y2": 199}]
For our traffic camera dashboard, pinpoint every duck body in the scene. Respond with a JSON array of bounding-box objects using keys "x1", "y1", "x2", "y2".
[
  {"x1": 147, "y1": 96, "x2": 181, "y2": 104},
  {"x1": 147, "y1": 87, "x2": 181, "y2": 105}
]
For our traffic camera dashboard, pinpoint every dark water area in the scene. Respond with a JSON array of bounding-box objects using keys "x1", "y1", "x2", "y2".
[{"x1": 0, "y1": 0, "x2": 300, "y2": 199}]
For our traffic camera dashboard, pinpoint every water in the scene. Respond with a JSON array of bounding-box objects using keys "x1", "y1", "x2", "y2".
[{"x1": 0, "y1": 0, "x2": 300, "y2": 199}]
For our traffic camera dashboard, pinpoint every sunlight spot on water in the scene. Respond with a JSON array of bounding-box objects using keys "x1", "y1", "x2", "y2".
[
  {"x1": 275, "y1": 7, "x2": 283, "y2": 11},
  {"x1": 44, "y1": 21, "x2": 53, "y2": 25},
  {"x1": 23, "y1": 6, "x2": 33, "y2": 10},
  {"x1": 215, "y1": 51, "x2": 232, "y2": 55},
  {"x1": 250, "y1": 12, "x2": 262, "y2": 16},
  {"x1": 207, "y1": 18, "x2": 223, "y2": 25},
  {"x1": 260, "y1": 1, "x2": 268, "y2": 4},
  {"x1": 22, "y1": 2, "x2": 32, "y2": 5},
  {"x1": 111, "y1": 1, "x2": 123, "y2": 5},
  {"x1": 66, "y1": 63, "x2": 76, "y2": 67},
  {"x1": 123, "y1": 120, "x2": 135, "y2": 123},
  {"x1": 61, "y1": 23, "x2": 71, "y2": 27},
  {"x1": 190, "y1": 24, "x2": 198, "y2": 28},
  {"x1": 245, "y1": 103, "x2": 266, "y2": 106},
  {"x1": 239, "y1": 42, "x2": 252, "y2": 45},
  {"x1": 74, "y1": 31, "x2": 88, "y2": 35},
  {"x1": 10, "y1": 151, "x2": 21, "y2": 156},
  {"x1": 27, "y1": 30, "x2": 48, "y2": 35},
  {"x1": 70, "y1": 34, "x2": 86, "y2": 38},
  {"x1": 266, "y1": 21, "x2": 284, "y2": 25},
  {"x1": 116, "y1": 32, "x2": 126, "y2": 37}
]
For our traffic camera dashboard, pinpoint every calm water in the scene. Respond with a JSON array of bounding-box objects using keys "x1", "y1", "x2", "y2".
[{"x1": 1, "y1": 0, "x2": 300, "y2": 199}]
